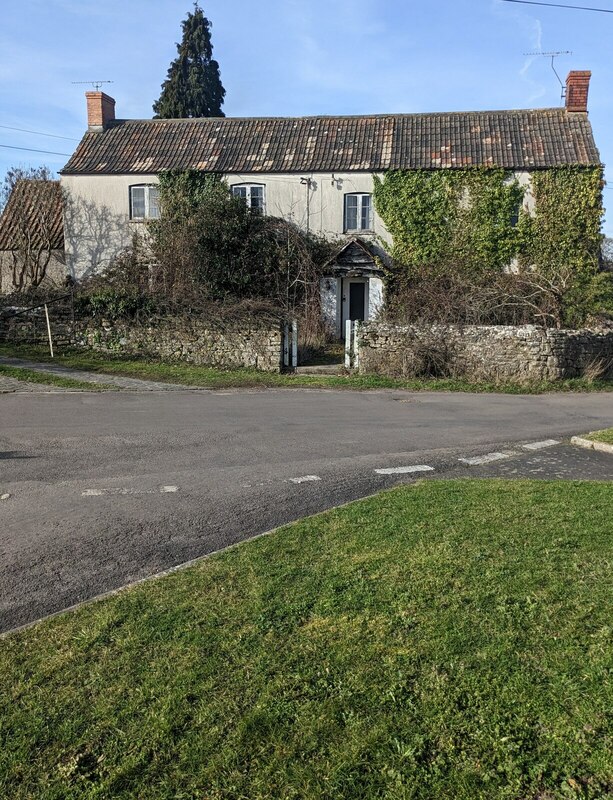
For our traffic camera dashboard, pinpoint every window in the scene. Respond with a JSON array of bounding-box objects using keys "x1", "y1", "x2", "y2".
[
  {"x1": 231, "y1": 184, "x2": 265, "y2": 214},
  {"x1": 344, "y1": 193, "x2": 372, "y2": 232},
  {"x1": 129, "y1": 185, "x2": 160, "y2": 220},
  {"x1": 510, "y1": 201, "x2": 522, "y2": 228}
]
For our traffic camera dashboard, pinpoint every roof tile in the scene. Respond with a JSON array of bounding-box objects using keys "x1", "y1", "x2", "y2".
[{"x1": 61, "y1": 109, "x2": 601, "y2": 176}]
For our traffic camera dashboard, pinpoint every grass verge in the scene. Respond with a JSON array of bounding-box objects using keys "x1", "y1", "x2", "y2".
[
  {"x1": 1, "y1": 343, "x2": 612, "y2": 393},
  {"x1": 0, "y1": 364, "x2": 110, "y2": 391},
  {"x1": 585, "y1": 428, "x2": 613, "y2": 445},
  {"x1": 1, "y1": 479, "x2": 612, "y2": 799}
]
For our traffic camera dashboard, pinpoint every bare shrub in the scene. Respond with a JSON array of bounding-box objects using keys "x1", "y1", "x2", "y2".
[
  {"x1": 0, "y1": 167, "x2": 64, "y2": 291},
  {"x1": 383, "y1": 268, "x2": 534, "y2": 327}
]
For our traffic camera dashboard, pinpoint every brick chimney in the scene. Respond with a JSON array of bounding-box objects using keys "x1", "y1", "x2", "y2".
[
  {"x1": 85, "y1": 91, "x2": 116, "y2": 131},
  {"x1": 565, "y1": 71, "x2": 591, "y2": 113}
]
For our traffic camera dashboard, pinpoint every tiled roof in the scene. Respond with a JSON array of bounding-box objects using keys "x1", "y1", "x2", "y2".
[
  {"x1": 61, "y1": 108, "x2": 600, "y2": 175},
  {"x1": 0, "y1": 180, "x2": 64, "y2": 250}
]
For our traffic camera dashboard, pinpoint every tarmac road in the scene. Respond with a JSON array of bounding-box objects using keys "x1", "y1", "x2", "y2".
[{"x1": 1, "y1": 387, "x2": 612, "y2": 633}]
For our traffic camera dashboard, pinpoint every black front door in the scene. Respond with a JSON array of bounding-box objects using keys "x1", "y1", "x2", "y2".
[{"x1": 349, "y1": 282, "x2": 366, "y2": 321}]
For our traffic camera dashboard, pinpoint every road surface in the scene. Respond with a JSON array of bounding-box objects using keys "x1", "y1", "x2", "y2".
[{"x1": 1, "y1": 387, "x2": 612, "y2": 632}]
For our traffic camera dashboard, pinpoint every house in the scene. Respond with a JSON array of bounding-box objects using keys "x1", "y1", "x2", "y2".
[
  {"x1": 59, "y1": 71, "x2": 599, "y2": 336},
  {"x1": 0, "y1": 180, "x2": 65, "y2": 293}
]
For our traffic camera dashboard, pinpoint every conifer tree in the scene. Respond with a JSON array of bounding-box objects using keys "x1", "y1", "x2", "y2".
[{"x1": 153, "y1": 4, "x2": 225, "y2": 119}]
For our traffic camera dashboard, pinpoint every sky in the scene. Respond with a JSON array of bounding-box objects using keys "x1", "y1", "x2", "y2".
[{"x1": 2, "y1": 0, "x2": 613, "y2": 231}]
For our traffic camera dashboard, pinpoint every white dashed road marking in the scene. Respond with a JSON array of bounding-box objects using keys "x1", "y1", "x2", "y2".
[
  {"x1": 459, "y1": 452, "x2": 518, "y2": 466},
  {"x1": 375, "y1": 465, "x2": 435, "y2": 475},
  {"x1": 289, "y1": 475, "x2": 322, "y2": 484},
  {"x1": 82, "y1": 486, "x2": 179, "y2": 497},
  {"x1": 522, "y1": 439, "x2": 560, "y2": 451}
]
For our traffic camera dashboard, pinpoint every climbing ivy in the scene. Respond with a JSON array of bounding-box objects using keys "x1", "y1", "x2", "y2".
[
  {"x1": 522, "y1": 166, "x2": 603, "y2": 273},
  {"x1": 373, "y1": 165, "x2": 607, "y2": 325},
  {"x1": 372, "y1": 170, "x2": 463, "y2": 270},
  {"x1": 373, "y1": 168, "x2": 525, "y2": 277}
]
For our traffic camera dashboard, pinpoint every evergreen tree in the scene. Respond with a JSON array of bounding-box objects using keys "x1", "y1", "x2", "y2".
[{"x1": 153, "y1": 4, "x2": 225, "y2": 119}]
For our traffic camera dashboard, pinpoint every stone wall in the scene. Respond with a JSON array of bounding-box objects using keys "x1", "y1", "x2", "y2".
[
  {"x1": 0, "y1": 308, "x2": 285, "y2": 373},
  {"x1": 357, "y1": 323, "x2": 613, "y2": 381}
]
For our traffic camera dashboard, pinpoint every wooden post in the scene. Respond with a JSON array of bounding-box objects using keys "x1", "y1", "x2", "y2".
[
  {"x1": 44, "y1": 304, "x2": 54, "y2": 359},
  {"x1": 353, "y1": 321, "x2": 360, "y2": 372},
  {"x1": 344, "y1": 319, "x2": 352, "y2": 369},
  {"x1": 291, "y1": 319, "x2": 298, "y2": 369},
  {"x1": 283, "y1": 322, "x2": 289, "y2": 368}
]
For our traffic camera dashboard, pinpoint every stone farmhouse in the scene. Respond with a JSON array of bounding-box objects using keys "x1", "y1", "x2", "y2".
[{"x1": 55, "y1": 70, "x2": 599, "y2": 336}]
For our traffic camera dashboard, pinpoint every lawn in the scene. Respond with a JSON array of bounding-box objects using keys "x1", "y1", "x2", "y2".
[
  {"x1": 1, "y1": 342, "x2": 613, "y2": 394},
  {"x1": 0, "y1": 364, "x2": 110, "y2": 391},
  {"x1": 586, "y1": 428, "x2": 613, "y2": 445},
  {"x1": 1, "y1": 480, "x2": 612, "y2": 799}
]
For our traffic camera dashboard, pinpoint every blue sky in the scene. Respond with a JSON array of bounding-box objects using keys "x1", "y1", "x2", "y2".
[{"x1": 2, "y1": 0, "x2": 612, "y2": 231}]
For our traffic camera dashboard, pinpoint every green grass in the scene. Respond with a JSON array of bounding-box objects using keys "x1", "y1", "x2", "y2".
[
  {"x1": 0, "y1": 364, "x2": 110, "y2": 391},
  {"x1": 1, "y1": 480, "x2": 612, "y2": 800},
  {"x1": 1, "y1": 343, "x2": 612, "y2": 393},
  {"x1": 585, "y1": 428, "x2": 613, "y2": 445}
]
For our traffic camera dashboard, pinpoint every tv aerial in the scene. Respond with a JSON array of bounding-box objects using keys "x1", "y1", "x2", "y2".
[
  {"x1": 72, "y1": 80, "x2": 114, "y2": 91},
  {"x1": 523, "y1": 51, "x2": 573, "y2": 102}
]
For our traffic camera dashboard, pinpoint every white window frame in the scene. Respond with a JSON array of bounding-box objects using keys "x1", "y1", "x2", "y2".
[
  {"x1": 129, "y1": 184, "x2": 160, "y2": 220},
  {"x1": 344, "y1": 193, "x2": 373, "y2": 232},
  {"x1": 231, "y1": 183, "x2": 266, "y2": 214}
]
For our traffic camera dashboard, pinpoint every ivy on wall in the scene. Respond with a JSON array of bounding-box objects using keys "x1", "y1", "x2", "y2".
[
  {"x1": 522, "y1": 166, "x2": 603, "y2": 274},
  {"x1": 373, "y1": 165, "x2": 607, "y2": 325},
  {"x1": 373, "y1": 165, "x2": 603, "y2": 275},
  {"x1": 373, "y1": 168, "x2": 526, "y2": 278}
]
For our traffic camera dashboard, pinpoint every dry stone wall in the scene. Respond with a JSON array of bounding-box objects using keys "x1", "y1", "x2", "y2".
[
  {"x1": 0, "y1": 308, "x2": 285, "y2": 372},
  {"x1": 357, "y1": 323, "x2": 613, "y2": 381}
]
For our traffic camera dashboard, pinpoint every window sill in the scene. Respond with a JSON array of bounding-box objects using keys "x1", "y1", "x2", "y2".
[{"x1": 344, "y1": 229, "x2": 375, "y2": 235}]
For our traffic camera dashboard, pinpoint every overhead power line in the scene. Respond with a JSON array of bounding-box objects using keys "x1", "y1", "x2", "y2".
[
  {"x1": 0, "y1": 144, "x2": 71, "y2": 156},
  {"x1": 0, "y1": 124, "x2": 79, "y2": 141},
  {"x1": 502, "y1": 0, "x2": 613, "y2": 12}
]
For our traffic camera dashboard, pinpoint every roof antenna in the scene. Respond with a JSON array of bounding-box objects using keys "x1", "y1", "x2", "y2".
[
  {"x1": 72, "y1": 80, "x2": 114, "y2": 91},
  {"x1": 523, "y1": 51, "x2": 573, "y2": 103}
]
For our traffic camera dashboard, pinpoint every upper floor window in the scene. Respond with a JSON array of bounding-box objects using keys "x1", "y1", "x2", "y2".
[
  {"x1": 130, "y1": 184, "x2": 160, "y2": 220},
  {"x1": 344, "y1": 193, "x2": 372, "y2": 232},
  {"x1": 231, "y1": 184, "x2": 265, "y2": 214}
]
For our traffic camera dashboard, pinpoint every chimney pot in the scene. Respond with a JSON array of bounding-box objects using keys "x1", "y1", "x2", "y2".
[
  {"x1": 85, "y1": 91, "x2": 116, "y2": 131},
  {"x1": 565, "y1": 71, "x2": 591, "y2": 113}
]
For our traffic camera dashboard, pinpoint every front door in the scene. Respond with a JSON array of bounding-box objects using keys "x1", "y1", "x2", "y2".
[
  {"x1": 349, "y1": 282, "x2": 366, "y2": 321},
  {"x1": 341, "y1": 278, "x2": 368, "y2": 336}
]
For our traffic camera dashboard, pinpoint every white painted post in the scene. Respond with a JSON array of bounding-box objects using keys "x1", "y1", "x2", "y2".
[
  {"x1": 344, "y1": 319, "x2": 352, "y2": 369},
  {"x1": 291, "y1": 319, "x2": 298, "y2": 369},
  {"x1": 353, "y1": 321, "x2": 360, "y2": 371},
  {"x1": 44, "y1": 304, "x2": 54, "y2": 359}
]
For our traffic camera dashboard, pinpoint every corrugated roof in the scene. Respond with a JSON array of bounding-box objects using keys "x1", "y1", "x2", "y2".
[
  {"x1": 0, "y1": 180, "x2": 64, "y2": 251},
  {"x1": 61, "y1": 108, "x2": 600, "y2": 175}
]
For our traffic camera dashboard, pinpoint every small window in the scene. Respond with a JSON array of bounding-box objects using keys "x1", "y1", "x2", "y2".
[
  {"x1": 344, "y1": 193, "x2": 372, "y2": 232},
  {"x1": 231, "y1": 184, "x2": 265, "y2": 214},
  {"x1": 130, "y1": 184, "x2": 160, "y2": 220}
]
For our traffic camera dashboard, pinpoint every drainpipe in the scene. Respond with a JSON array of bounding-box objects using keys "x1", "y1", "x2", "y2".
[{"x1": 300, "y1": 177, "x2": 313, "y2": 234}]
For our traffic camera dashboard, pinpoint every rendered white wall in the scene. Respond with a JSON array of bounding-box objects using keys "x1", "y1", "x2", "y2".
[{"x1": 60, "y1": 170, "x2": 534, "y2": 279}]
